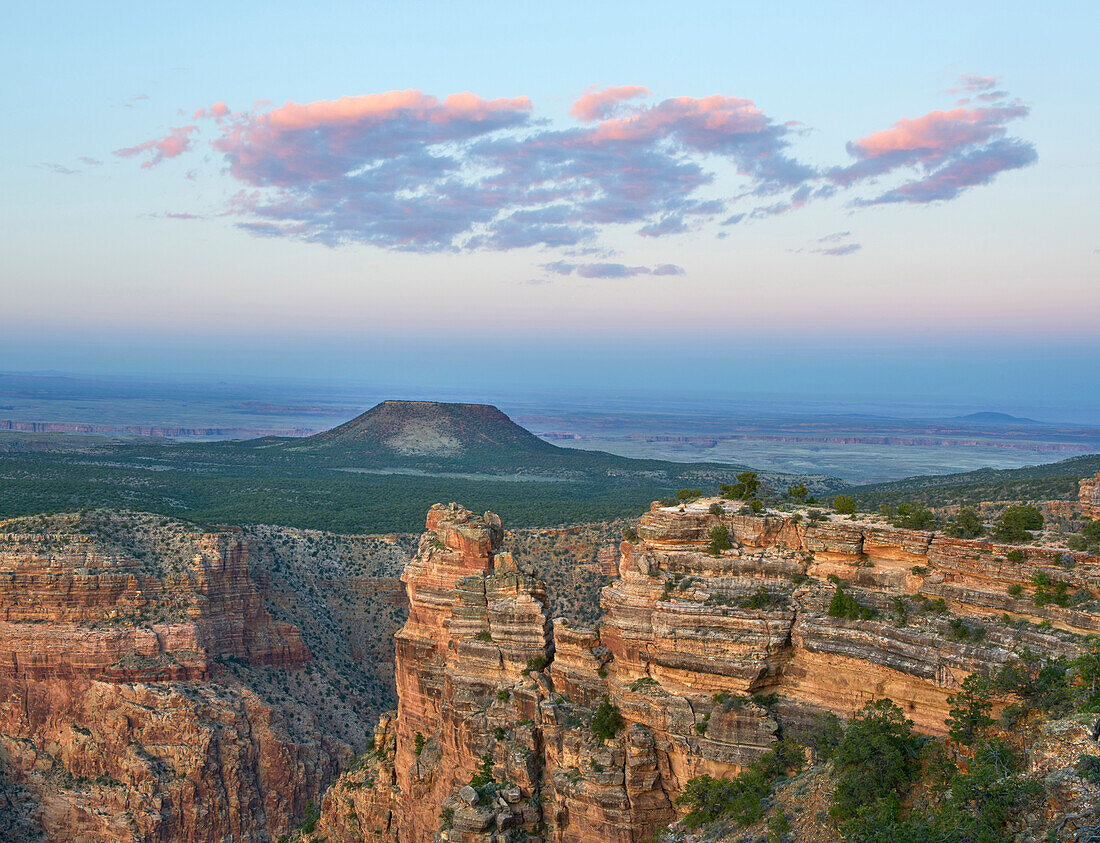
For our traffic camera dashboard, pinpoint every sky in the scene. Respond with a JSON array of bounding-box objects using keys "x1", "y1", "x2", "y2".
[{"x1": 2, "y1": 1, "x2": 1098, "y2": 414}]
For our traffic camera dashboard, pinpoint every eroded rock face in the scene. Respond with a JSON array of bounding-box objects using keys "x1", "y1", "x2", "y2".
[
  {"x1": 325, "y1": 499, "x2": 1099, "y2": 843},
  {"x1": 0, "y1": 514, "x2": 340, "y2": 842},
  {"x1": 1083, "y1": 471, "x2": 1100, "y2": 520}
]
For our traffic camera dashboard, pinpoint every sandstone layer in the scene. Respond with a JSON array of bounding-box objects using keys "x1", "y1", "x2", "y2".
[
  {"x1": 316, "y1": 499, "x2": 1099, "y2": 843},
  {"x1": 0, "y1": 513, "x2": 344, "y2": 842},
  {"x1": 1083, "y1": 471, "x2": 1100, "y2": 520}
]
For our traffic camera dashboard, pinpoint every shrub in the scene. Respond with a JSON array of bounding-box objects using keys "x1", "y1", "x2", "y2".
[
  {"x1": 767, "y1": 809, "x2": 790, "y2": 842},
  {"x1": 708, "y1": 502, "x2": 723, "y2": 516},
  {"x1": 890, "y1": 596, "x2": 908, "y2": 625},
  {"x1": 948, "y1": 617, "x2": 979, "y2": 641},
  {"x1": 839, "y1": 737, "x2": 1037, "y2": 841},
  {"x1": 676, "y1": 771, "x2": 770, "y2": 828},
  {"x1": 712, "y1": 692, "x2": 747, "y2": 712},
  {"x1": 994, "y1": 651, "x2": 1073, "y2": 717},
  {"x1": 807, "y1": 509, "x2": 824, "y2": 523},
  {"x1": 828, "y1": 585, "x2": 862, "y2": 620},
  {"x1": 707, "y1": 524, "x2": 732, "y2": 556},
  {"x1": 677, "y1": 488, "x2": 702, "y2": 502},
  {"x1": 621, "y1": 526, "x2": 639, "y2": 543},
  {"x1": 946, "y1": 507, "x2": 984, "y2": 539},
  {"x1": 830, "y1": 699, "x2": 920, "y2": 821},
  {"x1": 522, "y1": 655, "x2": 547, "y2": 675},
  {"x1": 1073, "y1": 637, "x2": 1100, "y2": 711},
  {"x1": 474, "y1": 631, "x2": 492, "y2": 642},
  {"x1": 740, "y1": 586, "x2": 775, "y2": 610},
  {"x1": 787, "y1": 484, "x2": 807, "y2": 502},
  {"x1": 992, "y1": 506, "x2": 1043, "y2": 543},
  {"x1": 894, "y1": 504, "x2": 936, "y2": 530},
  {"x1": 591, "y1": 698, "x2": 624, "y2": 740},
  {"x1": 833, "y1": 494, "x2": 856, "y2": 515},
  {"x1": 797, "y1": 711, "x2": 844, "y2": 761},
  {"x1": 1007, "y1": 583, "x2": 1022, "y2": 597},
  {"x1": 1077, "y1": 754, "x2": 1100, "y2": 782},
  {"x1": 469, "y1": 754, "x2": 494, "y2": 787},
  {"x1": 1032, "y1": 571, "x2": 1070, "y2": 607},
  {"x1": 296, "y1": 800, "x2": 321, "y2": 834},
  {"x1": 752, "y1": 692, "x2": 780, "y2": 710},
  {"x1": 439, "y1": 806, "x2": 454, "y2": 829},
  {"x1": 1005, "y1": 549, "x2": 1023, "y2": 562},
  {"x1": 1085, "y1": 519, "x2": 1100, "y2": 543},
  {"x1": 496, "y1": 689, "x2": 509, "y2": 702},
  {"x1": 1068, "y1": 535, "x2": 1088, "y2": 551},
  {"x1": 749, "y1": 498, "x2": 765, "y2": 515},
  {"x1": 675, "y1": 739, "x2": 800, "y2": 829},
  {"x1": 413, "y1": 731, "x2": 425, "y2": 756}
]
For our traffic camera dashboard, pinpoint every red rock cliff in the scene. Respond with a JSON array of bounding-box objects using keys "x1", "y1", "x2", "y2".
[
  {"x1": 0, "y1": 513, "x2": 339, "y2": 842},
  {"x1": 320, "y1": 499, "x2": 1099, "y2": 843}
]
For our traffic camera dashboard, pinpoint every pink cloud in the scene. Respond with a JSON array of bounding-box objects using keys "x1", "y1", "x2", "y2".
[
  {"x1": 112, "y1": 75, "x2": 1034, "y2": 255},
  {"x1": 588, "y1": 95, "x2": 768, "y2": 145},
  {"x1": 258, "y1": 90, "x2": 531, "y2": 131},
  {"x1": 830, "y1": 86, "x2": 1032, "y2": 194},
  {"x1": 570, "y1": 85, "x2": 650, "y2": 121},
  {"x1": 848, "y1": 104, "x2": 1026, "y2": 160},
  {"x1": 113, "y1": 125, "x2": 198, "y2": 168},
  {"x1": 854, "y1": 138, "x2": 1036, "y2": 206},
  {"x1": 193, "y1": 101, "x2": 230, "y2": 120},
  {"x1": 212, "y1": 89, "x2": 532, "y2": 186}
]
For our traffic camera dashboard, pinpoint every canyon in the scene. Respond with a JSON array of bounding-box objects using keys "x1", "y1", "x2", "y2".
[
  {"x1": 0, "y1": 512, "x2": 412, "y2": 841},
  {"x1": 309, "y1": 496, "x2": 1100, "y2": 842},
  {"x1": 2, "y1": 473, "x2": 1099, "y2": 840}
]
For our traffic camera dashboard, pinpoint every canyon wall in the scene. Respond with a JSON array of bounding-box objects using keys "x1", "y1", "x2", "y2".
[
  {"x1": 0, "y1": 514, "x2": 344, "y2": 841},
  {"x1": 1083, "y1": 470, "x2": 1100, "y2": 519},
  {"x1": 322, "y1": 499, "x2": 1099, "y2": 843}
]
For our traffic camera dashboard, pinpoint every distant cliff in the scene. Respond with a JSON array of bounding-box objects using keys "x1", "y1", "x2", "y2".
[{"x1": 0, "y1": 513, "x2": 365, "y2": 841}]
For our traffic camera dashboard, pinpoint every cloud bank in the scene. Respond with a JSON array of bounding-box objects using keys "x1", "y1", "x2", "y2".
[{"x1": 115, "y1": 76, "x2": 1036, "y2": 257}]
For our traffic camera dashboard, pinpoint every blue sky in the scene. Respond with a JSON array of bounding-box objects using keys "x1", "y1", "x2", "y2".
[{"x1": 2, "y1": 1, "x2": 1097, "y2": 414}]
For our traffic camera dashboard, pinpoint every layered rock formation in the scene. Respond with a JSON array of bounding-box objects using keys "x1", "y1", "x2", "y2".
[
  {"x1": 315, "y1": 499, "x2": 1099, "y2": 843},
  {"x1": 0, "y1": 513, "x2": 344, "y2": 841},
  {"x1": 1083, "y1": 471, "x2": 1100, "y2": 519}
]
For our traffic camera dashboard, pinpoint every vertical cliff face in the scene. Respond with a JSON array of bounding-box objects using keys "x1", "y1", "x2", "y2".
[
  {"x1": 320, "y1": 499, "x2": 1098, "y2": 843},
  {"x1": 1083, "y1": 471, "x2": 1100, "y2": 519},
  {"x1": 0, "y1": 513, "x2": 346, "y2": 842},
  {"x1": 389, "y1": 503, "x2": 554, "y2": 841}
]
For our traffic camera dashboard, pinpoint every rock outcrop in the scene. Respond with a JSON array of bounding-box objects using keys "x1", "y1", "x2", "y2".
[
  {"x1": 317, "y1": 499, "x2": 1099, "y2": 843},
  {"x1": 0, "y1": 513, "x2": 344, "y2": 842},
  {"x1": 1083, "y1": 471, "x2": 1100, "y2": 519}
]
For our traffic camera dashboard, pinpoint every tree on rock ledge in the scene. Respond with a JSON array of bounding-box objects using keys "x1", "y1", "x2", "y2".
[
  {"x1": 991, "y1": 505, "x2": 1043, "y2": 543},
  {"x1": 945, "y1": 674, "x2": 994, "y2": 746},
  {"x1": 830, "y1": 699, "x2": 920, "y2": 821}
]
